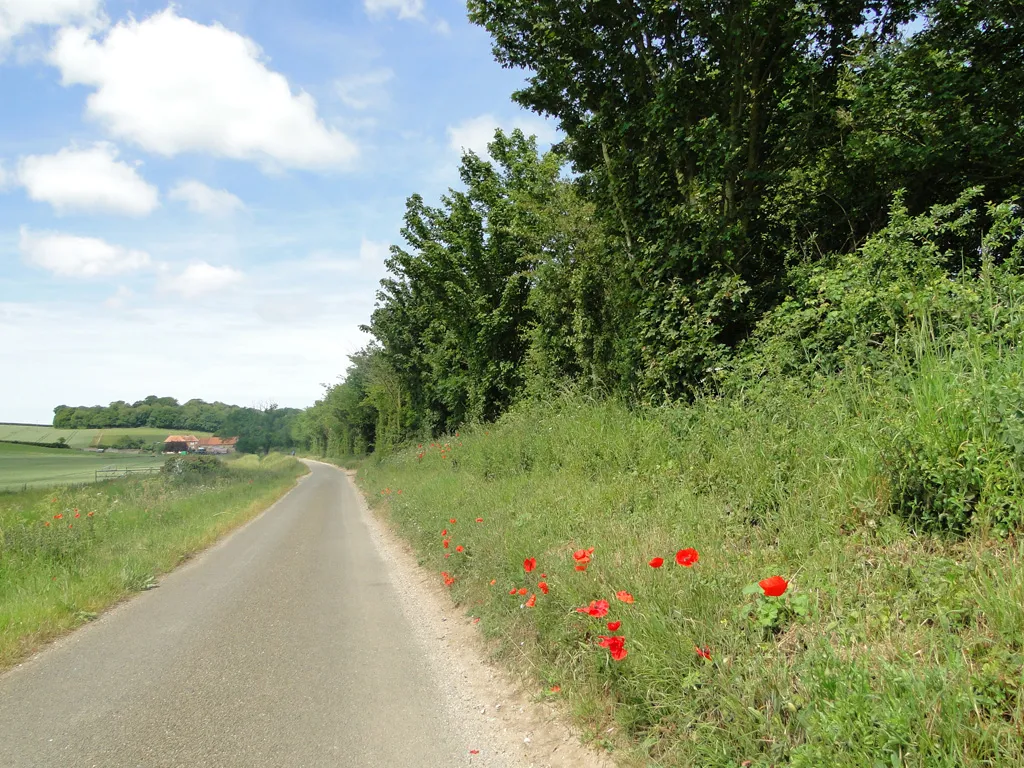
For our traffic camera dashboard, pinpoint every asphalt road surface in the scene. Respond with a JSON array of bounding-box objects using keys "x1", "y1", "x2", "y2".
[{"x1": 0, "y1": 462, "x2": 474, "y2": 767}]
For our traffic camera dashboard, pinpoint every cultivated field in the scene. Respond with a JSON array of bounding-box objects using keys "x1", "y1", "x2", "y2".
[
  {"x1": 0, "y1": 425, "x2": 211, "y2": 449},
  {"x1": 0, "y1": 443, "x2": 165, "y2": 491}
]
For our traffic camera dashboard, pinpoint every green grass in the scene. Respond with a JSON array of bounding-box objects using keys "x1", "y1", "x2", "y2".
[
  {"x1": 356, "y1": 372, "x2": 1024, "y2": 767},
  {"x1": 0, "y1": 454, "x2": 306, "y2": 669},
  {"x1": 0, "y1": 425, "x2": 212, "y2": 449},
  {"x1": 0, "y1": 443, "x2": 166, "y2": 491}
]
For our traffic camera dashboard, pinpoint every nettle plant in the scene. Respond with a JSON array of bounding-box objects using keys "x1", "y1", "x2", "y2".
[{"x1": 740, "y1": 576, "x2": 810, "y2": 634}]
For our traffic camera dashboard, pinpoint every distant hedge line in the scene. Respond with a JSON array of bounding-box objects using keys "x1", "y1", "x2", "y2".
[{"x1": 0, "y1": 440, "x2": 71, "y2": 450}]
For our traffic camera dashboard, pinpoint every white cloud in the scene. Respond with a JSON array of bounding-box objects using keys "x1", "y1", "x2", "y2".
[
  {"x1": 169, "y1": 180, "x2": 245, "y2": 217},
  {"x1": 104, "y1": 284, "x2": 133, "y2": 309},
  {"x1": 16, "y1": 142, "x2": 159, "y2": 216},
  {"x1": 364, "y1": 0, "x2": 424, "y2": 21},
  {"x1": 336, "y1": 68, "x2": 394, "y2": 111},
  {"x1": 359, "y1": 237, "x2": 389, "y2": 265},
  {"x1": 447, "y1": 114, "x2": 560, "y2": 158},
  {"x1": 0, "y1": 160, "x2": 9, "y2": 189},
  {"x1": 49, "y1": 9, "x2": 358, "y2": 171},
  {"x1": 163, "y1": 262, "x2": 243, "y2": 298},
  {"x1": 0, "y1": 0, "x2": 102, "y2": 47},
  {"x1": 20, "y1": 227, "x2": 151, "y2": 277}
]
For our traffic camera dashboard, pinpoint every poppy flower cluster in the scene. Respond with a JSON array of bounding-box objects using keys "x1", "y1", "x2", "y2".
[
  {"x1": 649, "y1": 547, "x2": 700, "y2": 568},
  {"x1": 441, "y1": 571, "x2": 456, "y2": 587},
  {"x1": 573, "y1": 547, "x2": 595, "y2": 571},
  {"x1": 509, "y1": 555, "x2": 550, "y2": 608},
  {"x1": 598, "y1": 634, "x2": 627, "y2": 661},
  {"x1": 576, "y1": 599, "x2": 610, "y2": 617}
]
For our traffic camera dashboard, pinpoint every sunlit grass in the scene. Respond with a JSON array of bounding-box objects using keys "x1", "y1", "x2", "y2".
[
  {"x1": 358, "y1": 374, "x2": 1024, "y2": 767},
  {"x1": 0, "y1": 454, "x2": 306, "y2": 669}
]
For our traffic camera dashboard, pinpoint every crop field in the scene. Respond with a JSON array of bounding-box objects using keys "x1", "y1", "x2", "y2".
[
  {"x1": 0, "y1": 425, "x2": 211, "y2": 449},
  {"x1": 0, "y1": 443, "x2": 165, "y2": 491}
]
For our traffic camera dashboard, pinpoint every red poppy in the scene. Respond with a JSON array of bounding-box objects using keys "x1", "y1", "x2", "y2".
[
  {"x1": 598, "y1": 635, "x2": 628, "y2": 661},
  {"x1": 43, "y1": 521, "x2": 50, "y2": 527},
  {"x1": 576, "y1": 599, "x2": 610, "y2": 617},
  {"x1": 441, "y1": 571, "x2": 455, "y2": 587},
  {"x1": 509, "y1": 588, "x2": 517, "y2": 595},
  {"x1": 442, "y1": 529, "x2": 447, "y2": 536},
  {"x1": 51, "y1": 497, "x2": 57, "y2": 503},
  {"x1": 759, "y1": 575, "x2": 789, "y2": 597},
  {"x1": 695, "y1": 646, "x2": 712, "y2": 661},
  {"x1": 540, "y1": 573, "x2": 547, "y2": 578},
  {"x1": 549, "y1": 685, "x2": 561, "y2": 693},
  {"x1": 615, "y1": 590, "x2": 634, "y2": 603},
  {"x1": 68, "y1": 523, "x2": 73, "y2": 529},
  {"x1": 538, "y1": 581, "x2": 549, "y2": 594},
  {"x1": 397, "y1": 490, "x2": 402, "y2": 495},
  {"x1": 607, "y1": 620, "x2": 621, "y2": 631},
  {"x1": 470, "y1": 749, "x2": 479, "y2": 755},
  {"x1": 572, "y1": 548, "x2": 592, "y2": 564},
  {"x1": 445, "y1": 553, "x2": 451, "y2": 558},
  {"x1": 518, "y1": 587, "x2": 528, "y2": 596},
  {"x1": 475, "y1": 517, "x2": 484, "y2": 523},
  {"x1": 525, "y1": 594, "x2": 536, "y2": 608},
  {"x1": 574, "y1": 564, "x2": 588, "y2": 572},
  {"x1": 675, "y1": 548, "x2": 699, "y2": 567},
  {"x1": 74, "y1": 512, "x2": 80, "y2": 519},
  {"x1": 523, "y1": 557, "x2": 537, "y2": 573},
  {"x1": 450, "y1": 518, "x2": 457, "y2": 524},
  {"x1": 649, "y1": 557, "x2": 664, "y2": 568},
  {"x1": 87, "y1": 511, "x2": 94, "y2": 517},
  {"x1": 489, "y1": 579, "x2": 496, "y2": 586},
  {"x1": 443, "y1": 540, "x2": 450, "y2": 548},
  {"x1": 473, "y1": 617, "x2": 481, "y2": 624},
  {"x1": 54, "y1": 513, "x2": 63, "y2": 520},
  {"x1": 456, "y1": 545, "x2": 464, "y2": 553}
]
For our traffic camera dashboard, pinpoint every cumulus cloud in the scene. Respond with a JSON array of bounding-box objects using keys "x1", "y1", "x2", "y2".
[
  {"x1": 163, "y1": 262, "x2": 243, "y2": 298},
  {"x1": 0, "y1": 0, "x2": 102, "y2": 47},
  {"x1": 104, "y1": 284, "x2": 133, "y2": 309},
  {"x1": 364, "y1": 0, "x2": 424, "y2": 21},
  {"x1": 49, "y1": 9, "x2": 358, "y2": 171},
  {"x1": 447, "y1": 113, "x2": 560, "y2": 158},
  {"x1": 169, "y1": 180, "x2": 245, "y2": 216},
  {"x1": 359, "y1": 237, "x2": 390, "y2": 265},
  {"x1": 20, "y1": 227, "x2": 151, "y2": 277},
  {"x1": 16, "y1": 142, "x2": 159, "y2": 216},
  {"x1": 336, "y1": 69, "x2": 394, "y2": 111}
]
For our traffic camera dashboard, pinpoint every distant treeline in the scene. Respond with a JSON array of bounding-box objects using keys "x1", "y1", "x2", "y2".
[
  {"x1": 53, "y1": 397, "x2": 239, "y2": 432},
  {"x1": 52, "y1": 396, "x2": 301, "y2": 454}
]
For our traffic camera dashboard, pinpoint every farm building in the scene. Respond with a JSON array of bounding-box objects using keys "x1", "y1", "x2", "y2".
[
  {"x1": 163, "y1": 434, "x2": 200, "y2": 452},
  {"x1": 197, "y1": 436, "x2": 239, "y2": 454}
]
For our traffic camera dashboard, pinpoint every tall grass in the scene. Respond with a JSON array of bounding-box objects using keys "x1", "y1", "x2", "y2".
[
  {"x1": 0, "y1": 454, "x2": 306, "y2": 669},
  {"x1": 359, "y1": 342, "x2": 1024, "y2": 766}
]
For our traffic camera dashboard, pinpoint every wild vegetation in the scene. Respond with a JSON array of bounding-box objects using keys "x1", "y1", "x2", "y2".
[
  {"x1": 296, "y1": 2, "x2": 1024, "y2": 764},
  {"x1": 0, "y1": 453, "x2": 305, "y2": 669}
]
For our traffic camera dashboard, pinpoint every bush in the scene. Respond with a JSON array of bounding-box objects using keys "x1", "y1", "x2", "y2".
[
  {"x1": 110, "y1": 436, "x2": 145, "y2": 450},
  {"x1": 160, "y1": 454, "x2": 227, "y2": 481}
]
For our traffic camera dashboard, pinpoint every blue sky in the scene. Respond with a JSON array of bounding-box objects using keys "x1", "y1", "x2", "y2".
[{"x1": 0, "y1": 0, "x2": 557, "y2": 423}]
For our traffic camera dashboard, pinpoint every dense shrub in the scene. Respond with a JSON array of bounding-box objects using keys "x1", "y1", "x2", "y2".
[{"x1": 160, "y1": 455, "x2": 227, "y2": 481}]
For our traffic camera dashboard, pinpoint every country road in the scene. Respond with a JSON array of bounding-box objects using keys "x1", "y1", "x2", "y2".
[{"x1": 0, "y1": 461, "x2": 538, "y2": 768}]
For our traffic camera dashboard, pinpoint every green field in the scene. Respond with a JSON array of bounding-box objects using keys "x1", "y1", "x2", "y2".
[
  {"x1": 0, "y1": 443, "x2": 165, "y2": 491},
  {"x1": 0, "y1": 425, "x2": 211, "y2": 449}
]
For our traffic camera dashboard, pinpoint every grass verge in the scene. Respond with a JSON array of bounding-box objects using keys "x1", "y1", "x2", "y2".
[
  {"x1": 0, "y1": 453, "x2": 306, "y2": 670},
  {"x1": 356, "y1": 377, "x2": 1024, "y2": 767}
]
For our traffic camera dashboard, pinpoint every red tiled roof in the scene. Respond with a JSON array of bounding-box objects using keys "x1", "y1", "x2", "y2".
[
  {"x1": 197, "y1": 436, "x2": 239, "y2": 446},
  {"x1": 164, "y1": 434, "x2": 199, "y2": 443}
]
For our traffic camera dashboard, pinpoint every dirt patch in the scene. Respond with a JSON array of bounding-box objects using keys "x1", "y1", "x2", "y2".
[{"x1": 342, "y1": 466, "x2": 618, "y2": 768}]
